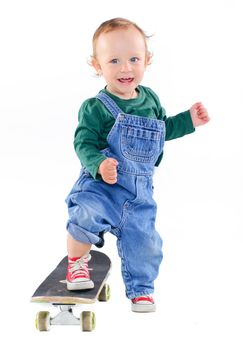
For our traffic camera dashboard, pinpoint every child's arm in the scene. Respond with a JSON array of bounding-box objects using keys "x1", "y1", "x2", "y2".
[
  {"x1": 155, "y1": 101, "x2": 210, "y2": 167},
  {"x1": 190, "y1": 102, "x2": 210, "y2": 127}
]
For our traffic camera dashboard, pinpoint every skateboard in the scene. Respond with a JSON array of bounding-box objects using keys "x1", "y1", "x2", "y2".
[{"x1": 31, "y1": 250, "x2": 111, "y2": 331}]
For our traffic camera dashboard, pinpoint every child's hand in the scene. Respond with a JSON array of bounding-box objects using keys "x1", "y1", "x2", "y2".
[
  {"x1": 190, "y1": 102, "x2": 210, "y2": 127},
  {"x1": 98, "y1": 158, "x2": 118, "y2": 184}
]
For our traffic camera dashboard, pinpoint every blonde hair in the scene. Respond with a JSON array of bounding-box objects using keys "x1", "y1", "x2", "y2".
[{"x1": 91, "y1": 18, "x2": 152, "y2": 60}]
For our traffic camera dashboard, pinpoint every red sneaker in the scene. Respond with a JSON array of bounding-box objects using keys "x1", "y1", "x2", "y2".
[
  {"x1": 66, "y1": 255, "x2": 94, "y2": 291},
  {"x1": 131, "y1": 295, "x2": 156, "y2": 312}
]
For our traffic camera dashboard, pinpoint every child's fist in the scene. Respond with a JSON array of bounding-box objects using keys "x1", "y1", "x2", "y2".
[
  {"x1": 190, "y1": 102, "x2": 210, "y2": 127},
  {"x1": 98, "y1": 158, "x2": 118, "y2": 184}
]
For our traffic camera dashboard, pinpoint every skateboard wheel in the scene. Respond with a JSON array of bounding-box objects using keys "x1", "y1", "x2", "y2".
[
  {"x1": 81, "y1": 311, "x2": 96, "y2": 332},
  {"x1": 35, "y1": 311, "x2": 51, "y2": 331},
  {"x1": 98, "y1": 283, "x2": 111, "y2": 302}
]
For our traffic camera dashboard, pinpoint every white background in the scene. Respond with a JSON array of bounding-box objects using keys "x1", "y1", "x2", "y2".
[{"x1": 0, "y1": 0, "x2": 242, "y2": 348}]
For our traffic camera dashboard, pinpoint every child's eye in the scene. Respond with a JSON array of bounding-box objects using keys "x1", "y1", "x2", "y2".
[
  {"x1": 110, "y1": 59, "x2": 119, "y2": 64},
  {"x1": 130, "y1": 57, "x2": 139, "y2": 63}
]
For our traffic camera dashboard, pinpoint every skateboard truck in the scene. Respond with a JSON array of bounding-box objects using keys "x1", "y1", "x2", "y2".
[
  {"x1": 35, "y1": 283, "x2": 110, "y2": 331},
  {"x1": 35, "y1": 305, "x2": 96, "y2": 331},
  {"x1": 51, "y1": 305, "x2": 81, "y2": 326}
]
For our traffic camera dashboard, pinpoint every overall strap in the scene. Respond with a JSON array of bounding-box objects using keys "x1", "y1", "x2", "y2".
[{"x1": 96, "y1": 92, "x2": 124, "y2": 119}]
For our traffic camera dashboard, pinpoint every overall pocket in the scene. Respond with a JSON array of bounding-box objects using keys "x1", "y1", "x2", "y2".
[{"x1": 120, "y1": 125, "x2": 162, "y2": 163}]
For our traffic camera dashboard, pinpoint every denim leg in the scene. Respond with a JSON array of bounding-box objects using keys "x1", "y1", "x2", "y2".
[
  {"x1": 116, "y1": 198, "x2": 163, "y2": 299},
  {"x1": 66, "y1": 190, "x2": 113, "y2": 245},
  {"x1": 66, "y1": 173, "x2": 136, "y2": 246}
]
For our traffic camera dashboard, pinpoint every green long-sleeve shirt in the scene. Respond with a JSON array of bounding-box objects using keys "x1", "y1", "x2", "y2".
[{"x1": 74, "y1": 85, "x2": 195, "y2": 179}]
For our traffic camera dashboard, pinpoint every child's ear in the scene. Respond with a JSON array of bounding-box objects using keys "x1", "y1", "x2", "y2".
[
  {"x1": 146, "y1": 52, "x2": 153, "y2": 66},
  {"x1": 91, "y1": 57, "x2": 102, "y2": 75}
]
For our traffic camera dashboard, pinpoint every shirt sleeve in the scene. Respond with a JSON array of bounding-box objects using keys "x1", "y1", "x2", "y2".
[
  {"x1": 146, "y1": 87, "x2": 195, "y2": 140},
  {"x1": 74, "y1": 99, "x2": 107, "y2": 179},
  {"x1": 155, "y1": 106, "x2": 195, "y2": 166},
  {"x1": 164, "y1": 110, "x2": 195, "y2": 141}
]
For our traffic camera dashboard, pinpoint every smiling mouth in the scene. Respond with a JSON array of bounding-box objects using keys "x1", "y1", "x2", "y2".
[{"x1": 118, "y1": 78, "x2": 134, "y2": 83}]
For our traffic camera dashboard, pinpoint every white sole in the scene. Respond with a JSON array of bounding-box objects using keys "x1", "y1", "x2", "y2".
[
  {"x1": 131, "y1": 303, "x2": 156, "y2": 313},
  {"x1": 66, "y1": 279, "x2": 94, "y2": 291}
]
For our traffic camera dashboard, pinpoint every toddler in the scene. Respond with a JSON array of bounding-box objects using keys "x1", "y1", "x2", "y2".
[{"x1": 65, "y1": 18, "x2": 210, "y2": 312}]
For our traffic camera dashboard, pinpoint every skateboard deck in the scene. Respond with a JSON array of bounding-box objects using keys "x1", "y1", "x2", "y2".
[{"x1": 31, "y1": 250, "x2": 111, "y2": 331}]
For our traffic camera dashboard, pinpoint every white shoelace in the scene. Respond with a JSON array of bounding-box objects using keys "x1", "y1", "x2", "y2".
[{"x1": 68, "y1": 254, "x2": 91, "y2": 279}]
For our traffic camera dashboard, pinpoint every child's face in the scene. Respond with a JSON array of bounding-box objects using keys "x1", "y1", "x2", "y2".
[{"x1": 93, "y1": 26, "x2": 150, "y2": 99}]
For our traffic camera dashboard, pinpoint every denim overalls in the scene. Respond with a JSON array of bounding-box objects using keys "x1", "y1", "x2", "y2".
[{"x1": 66, "y1": 92, "x2": 166, "y2": 299}]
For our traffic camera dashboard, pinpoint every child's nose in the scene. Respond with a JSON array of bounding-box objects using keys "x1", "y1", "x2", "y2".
[{"x1": 120, "y1": 61, "x2": 132, "y2": 72}]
